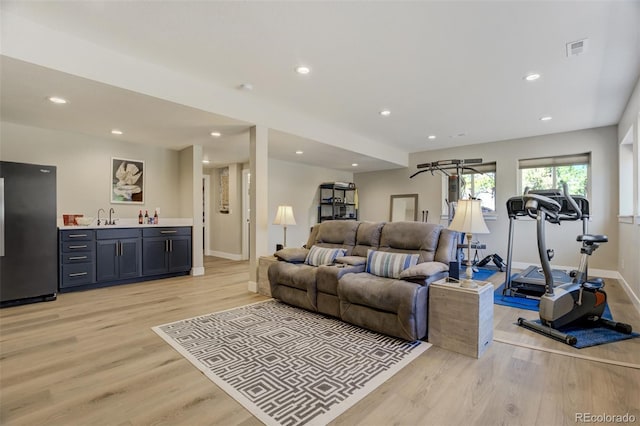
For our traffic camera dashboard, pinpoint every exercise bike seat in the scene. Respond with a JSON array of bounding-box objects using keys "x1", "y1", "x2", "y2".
[{"x1": 576, "y1": 234, "x2": 608, "y2": 243}]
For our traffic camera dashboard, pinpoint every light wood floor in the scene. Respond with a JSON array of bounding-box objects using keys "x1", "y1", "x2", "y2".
[{"x1": 1, "y1": 257, "x2": 639, "y2": 425}]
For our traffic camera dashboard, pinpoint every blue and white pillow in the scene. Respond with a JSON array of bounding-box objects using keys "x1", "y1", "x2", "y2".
[
  {"x1": 366, "y1": 249, "x2": 419, "y2": 278},
  {"x1": 305, "y1": 246, "x2": 346, "y2": 266}
]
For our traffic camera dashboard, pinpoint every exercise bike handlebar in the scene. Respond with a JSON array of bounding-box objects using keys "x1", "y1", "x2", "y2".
[{"x1": 523, "y1": 182, "x2": 582, "y2": 223}]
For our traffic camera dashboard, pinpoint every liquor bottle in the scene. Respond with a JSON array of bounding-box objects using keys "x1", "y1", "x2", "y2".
[
  {"x1": 144, "y1": 210, "x2": 149, "y2": 224},
  {"x1": 154, "y1": 210, "x2": 159, "y2": 225},
  {"x1": 138, "y1": 210, "x2": 143, "y2": 224}
]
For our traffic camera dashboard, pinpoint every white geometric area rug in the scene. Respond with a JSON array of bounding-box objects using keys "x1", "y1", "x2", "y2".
[{"x1": 152, "y1": 300, "x2": 431, "y2": 426}]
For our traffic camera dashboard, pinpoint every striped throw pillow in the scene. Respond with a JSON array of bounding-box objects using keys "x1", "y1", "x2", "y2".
[
  {"x1": 366, "y1": 249, "x2": 420, "y2": 278},
  {"x1": 304, "y1": 246, "x2": 346, "y2": 266}
]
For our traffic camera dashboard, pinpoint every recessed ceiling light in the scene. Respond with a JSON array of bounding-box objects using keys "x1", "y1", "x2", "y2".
[
  {"x1": 202, "y1": 159, "x2": 210, "y2": 164},
  {"x1": 539, "y1": 116, "x2": 553, "y2": 121},
  {"x1": 379, "y1": 109, "x2": 391, "y2": 117},
  {"x1": 295, "y1": 150, "x2": 304, "y2": 155},
  {"x1": 351, "y1": 163, "x2": 359, "y2": 167},
  {"x1": 524, "y1": 73, "x2": 541, "y2": 81},
  {"x1": 295, "y1": 66, "x2": 311, "y2": 75},
  {"x1": 427, "y1": 135, "x2": 436, "y2": 140},
  {"x1": 449, "y1": 132, "x2": 467, "y2": 138},
  {"x1": 210, "y1": 131, "x2": 221, "y2": 137},
  {"x1": 48, "y1": 96, "x2": 67, "y2": 104},
  {"x1": 111, "y1": 129, "x2": 123, "y2": 135}
]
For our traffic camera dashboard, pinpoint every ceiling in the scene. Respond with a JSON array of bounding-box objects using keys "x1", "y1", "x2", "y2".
[{"x1": 1, "y1": 1, "x2": 639, "y2": 172}]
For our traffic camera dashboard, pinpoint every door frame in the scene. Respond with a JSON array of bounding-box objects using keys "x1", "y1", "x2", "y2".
[{"x1": 203, "y1": 174, "x2": 211, "y2": 256}]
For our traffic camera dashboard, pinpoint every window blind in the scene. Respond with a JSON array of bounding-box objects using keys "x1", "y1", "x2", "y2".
[
  {"x1": 518, "y1": 153, "x2": 590, "y2": 169},
  {"x1": 462, "y1": 162, "x2": 496, "y2": 174}
]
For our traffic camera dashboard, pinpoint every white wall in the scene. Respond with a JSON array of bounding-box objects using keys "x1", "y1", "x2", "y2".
[
  {"x1": 179, "y1": 146, "x2": 204, "y2": 275},
  {"x1": 0, "y1": 121, "x2": 181, "y2": 222},
  {"x1": 268, "y1": 159, "x2": 353, "y2": 251},
  {"x1": 617, "y1": 75, "x2": 640, "y2": 305},
  {"x1": 355, "y1": 126, "x2": 620, "y2": 271}
]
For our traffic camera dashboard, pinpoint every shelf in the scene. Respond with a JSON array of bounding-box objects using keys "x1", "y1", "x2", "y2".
[{"x1": 318, "y1": 182, "x2": 358, "y2": 223}]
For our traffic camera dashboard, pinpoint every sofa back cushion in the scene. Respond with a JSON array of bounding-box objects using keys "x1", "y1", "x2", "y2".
[
  {"x1": 435, "y1": 228, "x2": 460, "y2": 264},
  {"x1": 352, "y1": 221, "x2": 385, "y2": 257},
  {"x1": 365, "y1": 249, "x2": 419, "y2": 278},
  {"x1": 315, "y1": 220, "x2": 360, "y2": 255},
  {"x1": 304, "y1": 224, "x2": 321, "y2": 249},
  {"x1": 378, "y1": 222, "x2": 443, "y2": 263},
  {"x1": 305, "y1": 246, "x2": 346, "y2": 266}
]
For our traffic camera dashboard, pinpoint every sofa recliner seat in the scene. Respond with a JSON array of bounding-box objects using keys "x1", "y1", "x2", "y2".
[{"x1": 268, "y1": 220, "x2": 458, "y2": 341}]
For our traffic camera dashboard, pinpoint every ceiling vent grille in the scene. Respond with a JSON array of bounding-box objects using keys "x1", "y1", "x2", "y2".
[{"x1": 566, "y1": 38, "x2": 589, "y2": 57}]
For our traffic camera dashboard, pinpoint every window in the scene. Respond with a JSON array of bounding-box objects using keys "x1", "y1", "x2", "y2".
[
  {"x1": 441, "y1": 162, "x2": 496, "y2": 215},
  {"x1": 460, "y1": 163, "x2": 496, "y2": 212},
  {"x1": 519, "y1": 153, "x2": 590, "y2": 196}
]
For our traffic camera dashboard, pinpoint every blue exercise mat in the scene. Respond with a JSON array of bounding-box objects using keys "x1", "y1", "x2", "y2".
[
  {"x1": 455, "y1": 266, "x2": 497, "y2": 282},
  {"x1": 494, "y1": 280, "x2": 639, "y2": 348},
  {"x1": 494, "y1": 279, "x2": 540, "y2": 311}
]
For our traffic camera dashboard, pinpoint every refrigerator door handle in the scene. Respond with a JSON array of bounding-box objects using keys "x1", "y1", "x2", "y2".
[{"x1": 0, "y1": 178, "x2": 4, "y2": 257}]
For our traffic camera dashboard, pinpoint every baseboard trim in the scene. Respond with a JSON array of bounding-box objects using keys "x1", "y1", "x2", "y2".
[
  {"x1": 191, "y1": 266, "x2": 205, "y2": 277},
  {"x1": 510, "y1": 262, "x2": 640, "y2": 315},
  {"x1": 209, "y1": 251, "x2": 243, "y2": 261},
  {"x1": 248, "y1": 281, "x2": 257, "y2": 293},
  {"x1": 617, "y1": 273, "x2": 640, "y2": 316}
]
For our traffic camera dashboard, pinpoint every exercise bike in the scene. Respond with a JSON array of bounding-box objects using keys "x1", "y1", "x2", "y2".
[{"x1": 516, "y1": 185, "x2": 632, "y2": 346}]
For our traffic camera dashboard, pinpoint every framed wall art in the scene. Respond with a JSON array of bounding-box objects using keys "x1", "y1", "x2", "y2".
[{"x1": 111, "y1": 157, "x2": 144, "y2": 204}]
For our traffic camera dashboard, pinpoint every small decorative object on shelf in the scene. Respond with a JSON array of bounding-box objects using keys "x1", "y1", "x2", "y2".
[{"x1": 318, "y1": 183, "x2": 358, "y2": 222}]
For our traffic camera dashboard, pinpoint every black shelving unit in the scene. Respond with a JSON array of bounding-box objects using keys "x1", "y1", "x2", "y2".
[{"x1": 318, "y1": 183, "x2": 358, "y2": 222}]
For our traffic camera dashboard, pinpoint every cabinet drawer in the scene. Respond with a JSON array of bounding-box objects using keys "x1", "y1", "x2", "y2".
[
  {"x1": 61, "y1": 241, "x2": 95, "y2": 253},
  {"x1": 60, "y1": 263, "x2": 95, "y2": 288},
  {"x1": 96, "y1": 228, "x2": 141, "y2": 240},
  {"x1": 142, "y1": 227, "x2": 191, "y2": 237},
  {"x1": 60, "y1": 230, "x2": 94, "y2": 242},
  {"x1": 61, "y1": 252, "x2": 95, "y2": 264}
]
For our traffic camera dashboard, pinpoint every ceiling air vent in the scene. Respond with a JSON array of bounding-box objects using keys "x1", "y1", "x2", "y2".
[{"x1": 566, "y1": 38, "x2": 589, "y2": 57}]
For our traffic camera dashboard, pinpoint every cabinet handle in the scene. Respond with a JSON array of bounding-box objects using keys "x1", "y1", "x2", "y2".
[
  {"x1": 118, "y1": 242, "x2": 123, "y2": 256},
  {"x1": 69, "y1": 256, "x2": 87, "y2": 260},
  {"x1": 68, "y1": 234, "x2": 88, "y2": 238},
  {"x1": 165, "y1": 239, "x2": 169, "y2": 252},
  {"x1": 69, "y1": 245, "x2": 88, "y2": 249},
  {"x1": 170, "y1": 239, "x2": 173, "y2": 252},
  {"x1": 69, "y1": 272, "x2": 88, "y2": 277},
  {"x1": 160, "y1": 230, "x2": 177, "y2": 234}
]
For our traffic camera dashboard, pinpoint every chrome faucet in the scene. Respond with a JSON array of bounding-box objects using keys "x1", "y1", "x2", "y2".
[
  {"x1": 108, "y1": 208, "x2": 116, "y2": 225},
  {"x1": 97, "y1": 208, "x2": 106, "y2": 226}
]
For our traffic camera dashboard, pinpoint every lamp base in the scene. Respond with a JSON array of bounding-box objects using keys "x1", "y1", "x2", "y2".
[
  {"x1": 459, "y1": 278, "x2": 478, "y2": 289},
  {"x1": 460, "y1": 262, "x2": 477, "y2": 288}
]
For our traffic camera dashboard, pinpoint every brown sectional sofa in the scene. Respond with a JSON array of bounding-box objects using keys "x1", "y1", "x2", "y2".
[{"x1": 268, "y1": 220, "x2": 459, "y2": 341}]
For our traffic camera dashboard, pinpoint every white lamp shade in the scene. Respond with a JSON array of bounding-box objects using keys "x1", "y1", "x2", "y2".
[
  {"x1": 448, "y1": 199, "x2": 489, "y2": 234},
  {"x1": 273, "y1": 205, "x2": 297, "y2": 226}
]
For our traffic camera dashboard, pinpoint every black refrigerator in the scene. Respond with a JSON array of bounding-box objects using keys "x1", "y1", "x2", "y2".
[{"x1": 0, "y1": 161, "x2": 58, "y2": 307}]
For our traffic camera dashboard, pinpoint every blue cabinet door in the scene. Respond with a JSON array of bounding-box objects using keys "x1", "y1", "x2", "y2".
[{"x1": 142, "y1": 237, "x2": 169, "y2": 276}]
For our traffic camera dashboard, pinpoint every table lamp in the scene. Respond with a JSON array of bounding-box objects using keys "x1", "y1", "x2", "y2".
[
  {"x1": 448, "y1": 199, "x2": 489, "y2": 288},
  {"x1": 273, "y1": 205, "x2": 296, "y2": 248}
]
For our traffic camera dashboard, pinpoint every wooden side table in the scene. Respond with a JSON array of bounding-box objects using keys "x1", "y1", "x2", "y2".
[
  {"x1": 258, "y1": 256, "x2": 279, "y2": 297},
  {"x1": 428, "y1": 279, "x2": 494, "y2": 358}
]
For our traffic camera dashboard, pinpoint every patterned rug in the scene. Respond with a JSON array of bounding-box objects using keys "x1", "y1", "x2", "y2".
[{"x1": 152, "y1": 300, "x2": 431, "y2": 425}]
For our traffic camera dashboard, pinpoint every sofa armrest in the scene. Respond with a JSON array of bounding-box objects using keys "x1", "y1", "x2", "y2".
[
  {"x1": 274, "y1": 247, "x2": 309, "y2": 263},
  {"x1": 335, "y1": 256, "x2": 367, "y2": 266},
  {"x1": 398, "y1": 262, "x2": 449, "y2": 285}
]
